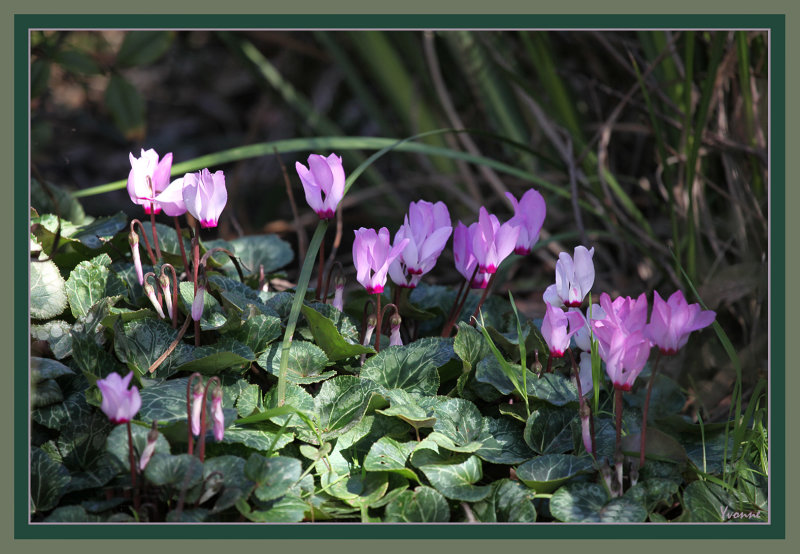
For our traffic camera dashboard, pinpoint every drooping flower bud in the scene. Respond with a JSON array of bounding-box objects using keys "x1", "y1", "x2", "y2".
[
  {"x1": 190, "y1": 382, "x2": 204, "y2": 437},
  {"x1": 143, "y1": 278, "x2": 166, "y2": 319},
  {"x1": 138, "y1": 425, "x2": 159, "y2": 471},
  {"x1": 211, "y1": 387, "x2": 225, "y2": 441},
  {"x1": 191, "y1": 283, "x2": 206, "y2": 322},
  {"x1": 158, "y1": 273, "x2": 173, "y2": 319},
  {"x1": 332, "y1": 274, "x2": 346, "y2": 312},
  {"x1": 129, "y1": 230, "x2": 144, "y2": 285},
  {"x1": 389, "y1": 313, "x2": 403, "y2": 346}
]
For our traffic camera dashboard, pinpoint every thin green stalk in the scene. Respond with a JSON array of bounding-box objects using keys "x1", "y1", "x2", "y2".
[
  {"x1": 277, "y1": 221, "x2": 328, "y2": 406},
  {"x1": 508, "y1": 291, "x2": 530, "y2": 419}
]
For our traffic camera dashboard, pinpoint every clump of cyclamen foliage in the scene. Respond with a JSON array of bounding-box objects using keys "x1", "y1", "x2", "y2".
[{"x1": 30, "y1": 148, "x2": 749, "y2": 526}]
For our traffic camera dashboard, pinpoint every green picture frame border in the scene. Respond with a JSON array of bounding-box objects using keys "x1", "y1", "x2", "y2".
[{"x1": 14, "y1": 13, "x2": 785, "y2": 540}]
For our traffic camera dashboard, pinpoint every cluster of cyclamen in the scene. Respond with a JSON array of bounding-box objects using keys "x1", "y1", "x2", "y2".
[
  {"x1": 539, "y1": 245, "x2": 717, "y2": 391},
  {"x1": 296, "y1": 152, "x2": 548, "y2": 347},
  {"x1": 539, "y1": 245, "x2": 717, "y2": 469}
]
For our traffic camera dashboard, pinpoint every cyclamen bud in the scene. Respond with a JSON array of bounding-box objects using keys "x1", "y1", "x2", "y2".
[
  {"x1": 190, "y1": 383, "x2": 204, "y2": 437},
  {"x1": 138, "y1": 425, "x2": 159, "y2": 471},
  {"x1": 143, "y1": 279, "x2": 166, "y2": 319},
  {"x1": 363, "y1": 314, "x2": 377, "y2": 347},
  {"x1": 389, "y1": 313, "x2": 403, "y2": 346},
  {"x1": 333, "y1": 274, "x2": 346, "y2": 312},
  {"x1": 191, "y1": 284, "x2": 206, "y2": 322},
  {"x1": 158, "y1": 273, "x2": 173, "y2": 319},
  {"x1": 129, "y1": 231, "x2": 144, "y2": 285},
  {"x1": 212, "y1": 388, "x2": 225, "y2": 441}
]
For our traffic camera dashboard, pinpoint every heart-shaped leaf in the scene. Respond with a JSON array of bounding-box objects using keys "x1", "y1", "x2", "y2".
[
  {"x1": 206, "y1": 234, "x2": 293, "y2": 276},
  {"x1": 471, "y1": 479, "x2": 537, "y2": 522},
  {"x1": 244, "y1": 454, "x2": 302, "y2": 502},
  {"x1": 515, "y1": 454, "x2": 594, "y2": 493},
  {"x1": 66, "y1": 254, "x2": 127, "y2": 318},
  {"x1": 228, "y1": 310, "x2": 282, "y2": 356},
  {"x1": 116, "y1": 317, "x2": 192, "y2": 377},
  {"x1": 428, "y1": 397, "x2": 489, "y2": 453},
  {"x1": 31, "y1": 257, "x2": 68, "y2": 320},
  {"x1": 475, "y1": 416, "x2": 534, "y2": 465},
  {"x1": 258, "y1": 341, "x2": 333, "y2": 384},
  {"x1": 411, "y1": 450, "x2": 491, "y2": 502},
  {"x1": 144, "y1": 453, "x2": 204, "y2": 488},
  {"x1": 312, "y1": 375, "x2": 382, "y2": 441},
  {"x1": 524, "y1": 405, "x2": 578, "y2": 454},
  {"x1": 550, "y1": 482, "x2": 647, "y2": 522},
  {"x1": 31, "y1": 357, "x2": 74, "y2": 383},
  {"x1": 175, "y1": 338, "x2": 254, "y2": 375},
  {"x1": 361, "y1": 337, "x2": 453, "y2": 396},
  {"x1": 31, "y1": 320, "x2": 73, "y2": 359},
  {"x1": 31, "y1": 447, "x2": 71, "y2": 513},
  {"x1": 364, "y1": 436, "x2": 420, "y2": 483},
  {"x1": 383, "y1": 486, "x2": 451, "y2": 522},
  {"x1": 376, "y1": 389, "x2": 438, "y2": 431}
]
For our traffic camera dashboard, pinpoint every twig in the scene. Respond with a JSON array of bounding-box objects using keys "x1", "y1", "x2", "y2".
[
  {"x1": 148, "y1": 314, "x2": 192, "y2": 374},
  {"x1": 275, "y1": 147, "x2": 308, "y2": 264}
]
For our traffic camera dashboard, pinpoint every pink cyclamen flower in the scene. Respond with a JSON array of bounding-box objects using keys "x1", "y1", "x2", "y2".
[
  {"x1": 353, "y1": 227, "x2": 409, "y2": 294},
  {"x1": 127, "y1": 149, "x2": 173, "y2": 214},
  {"x1": 211, "y1": 389, "x2": 225, "y2": 441},
  {"x1": 190, "y1": 382, "x2": 204, "y2": 436},
  {"x1": 505, "y1": 188, "x2": 546, "y2": 255},
  {"x1": 96, "y1": 372, "x2": 141, "y2": 424},
  {"x1": 541, "y1": 303, "x2": 585, "y2": 358},
  {"x1": 472, "y1": 207, "x2": 520, "y2": 274},
  {"x1": 182, "y1": 169, "x2": 227, "y2": 228},
  {"x1": 646, "y1": 290, "x2": 716, "y2": 355},
  {"x1": 296, "y1": 153, "x2": 345, "y2": 220},
  {"x1": 453, "y1": 221, "x2": 489, "y2": 289},
  {"x1": 573, "y1": 303, "x2": 606, "y2": 352},
  {"x1": 153, "y1": 178, "x2": 188, "y2": 217},
  {"x1": 389, "y1": 200, "x2": 452, "y2": 288},
  {"x1": 543, "y1": 245, "x2": 595, "y2": 308},
  {"x1": 591, "y1": 292, "x2": 652, "y2": 391}
]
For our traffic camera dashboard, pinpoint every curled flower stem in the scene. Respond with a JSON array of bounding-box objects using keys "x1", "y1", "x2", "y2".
[
  {"x1": 322, "y1": 261, "x2": 343, "y2": 302},
  {"x1": 148, "y1": 314, "x2": 192, "y2": 374},
  {"x1": 173, "y1": 216, "x2": 190, "y2": 273},
  {"x1": 639, "y1": 350, "x2": 663, "y2": 468},
  {"x1": 199, "y1": 247, "x2": 247, "y2": 283},
  {"x1": 130, "y1": 219, "x2": 157, "y2": 267},
  {"x1": 360, "y1": 298, "x2": 376, "y2": 344}
]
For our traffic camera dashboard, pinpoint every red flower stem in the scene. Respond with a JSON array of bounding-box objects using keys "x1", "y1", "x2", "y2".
[
  {"x1": 173, "y1": 216, "x2": 190, "y2": 273},
  {"x1": 374, "y1": 293, "x2": 382, "y2": 353},
  {"x1": 614, "y1": 387, "x2": 624, "y2": 457},
  {"x1": 186, "y1": 373, "x2": 203, "y2": 455},
  {"x1": 149, "y1": 203, "x2": 162, "y2": 260},
  {"x1": 130, "y1": 220, "x2": 157, "y2": 267},
  {"x1": 569, "y1": 348, "x2": 595, "y2": 456},
  {"x1": 197, "y1": 377, "x2": 221, "y2": 462},
  {"x1": 639, "y1": 351, "x2": 663, "y2": 468},
  {"x1": 192, "y1": 221, "x2": 201, "y2": 347},
  {"x1": 441, "y1": 267, "x2": 479, "y2": 338},
  {"x1": 469, "y1": 272, "x2": 497, "y2": 324},
  {"x1": 545, "y1": 355, "x2": 552, "y2": 374},
  {"x1": 126, "y1": 421, "x2": 139, "y2": 510},
  {"x1": 316, "y1": 239, "x2": 325, "y2": 301}
]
